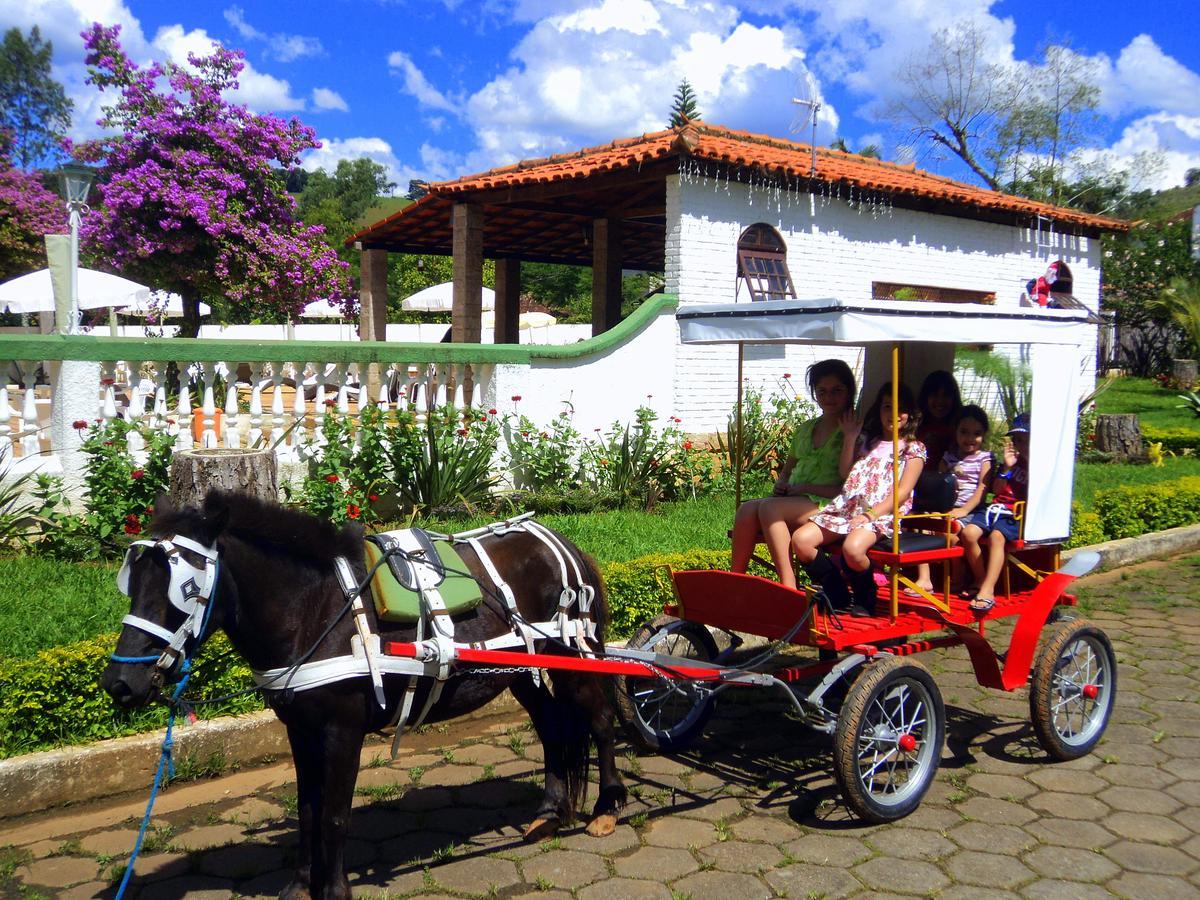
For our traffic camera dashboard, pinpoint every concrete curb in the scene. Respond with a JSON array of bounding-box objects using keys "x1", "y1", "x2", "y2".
[{"x1": 5, "y1": 522, "x2": 1199, "y2": 820}]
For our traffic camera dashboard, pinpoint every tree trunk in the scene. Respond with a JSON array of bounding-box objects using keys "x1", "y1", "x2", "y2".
[
  {"x1": 179, "y1": 293, "x2": 202, "y2": 339},
  {"x1": 1093, "y1": 414, "x2": 1144, "y2": 459},
  {"x1": 1172, "y1": 358, "x2": 1198, "y2": 386},
  {"x1": 169, "y1": 448, "x2": 278, "y2": 509}
]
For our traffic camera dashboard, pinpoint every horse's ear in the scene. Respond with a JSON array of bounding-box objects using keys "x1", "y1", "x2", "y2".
[{"x1": 202, "y1": 489, "x2": 232, "y2": 535}]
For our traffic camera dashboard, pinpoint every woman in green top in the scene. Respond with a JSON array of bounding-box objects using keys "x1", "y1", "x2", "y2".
[{"x1": 731, "y1": 359, "x2": 858, "y2": 589}]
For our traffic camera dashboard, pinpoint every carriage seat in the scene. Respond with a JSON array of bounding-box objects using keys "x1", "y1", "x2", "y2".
[
  {"x1": 364, "y1": 532, "x2": 483, "y2": 623},
  {"x1": 867, "y1": 471, "x2": 963, "y2": 566}
]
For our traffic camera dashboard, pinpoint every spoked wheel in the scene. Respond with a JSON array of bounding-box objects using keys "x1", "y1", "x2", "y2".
[
  {"x1": 1029, "y1": 619, "x2": 1117, "y2": 760},
  {"x1": 615, "y1": 615, "x2": 719, "y2": 752},
  {"x1": 833, "y1": 655, "x2": 944, "y2": 822}
]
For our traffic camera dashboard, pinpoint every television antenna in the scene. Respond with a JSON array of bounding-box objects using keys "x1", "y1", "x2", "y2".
[{"x1": 790, "y1": 72, "x2": 821, "y2": 178}]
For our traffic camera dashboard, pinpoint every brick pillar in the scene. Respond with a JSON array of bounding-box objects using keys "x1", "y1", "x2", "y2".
[
  {"x1": 591, "y1": 217, "x2": 623, "y2": 336},
  {"x1": 359, "y1": 248, "x2": 388, "y2": 342},
  {"x1": 494, "y1": 257, "x2": 521, "y2": 344},
  {"x1": 452, "y1": 203, "x2": 484, "y2": 343}
]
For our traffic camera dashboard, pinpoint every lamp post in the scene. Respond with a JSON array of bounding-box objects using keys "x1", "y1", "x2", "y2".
[{"x1": 56, "y1": 163, "x2": 96, "y2": 335}]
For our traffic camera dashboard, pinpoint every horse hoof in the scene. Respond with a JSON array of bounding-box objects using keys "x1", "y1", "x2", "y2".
[
  {"x1": 279, "y1": 883, "x2": 312, "y2": 900},
  {"x1": 585, "y1": 813, "x2": 617, "y2": 837},
  {"x1": 523, "y1": 817, "x2": 559, "y2": 842}
]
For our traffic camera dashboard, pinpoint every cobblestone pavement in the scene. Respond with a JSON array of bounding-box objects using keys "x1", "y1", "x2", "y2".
[{"x1": 3, "y1": 554, "x2": 1200, "y2": 899}]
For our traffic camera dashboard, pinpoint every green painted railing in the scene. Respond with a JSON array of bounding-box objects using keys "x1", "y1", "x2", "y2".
[{"x1": 0, "y1": 294, "x2": 678, "y2": 364}]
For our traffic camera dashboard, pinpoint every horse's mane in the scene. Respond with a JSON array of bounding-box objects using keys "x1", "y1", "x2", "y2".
[{"x1": 152, "y1": 490, "x2": 361, "y2": 566}]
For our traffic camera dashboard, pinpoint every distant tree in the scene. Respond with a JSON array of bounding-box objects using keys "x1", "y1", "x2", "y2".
[
  {"x1": 668, "y1": 79, "x2": 700, "y2": 128},
  {"x1": 0, "y1": 142, "x2": 66, "y2": 279},
  {"x1": 297, "y1": 158, "x2": 396, "y2": 284},
  {"x1": 1186, "y1": 168, "x2": 1200, "y2": 188},
  {"x1": 831, "y1": 137, "x2": 881, "y2": 159},
  {"x1": 74, "y1": 24, "x2": 349, "y2": 335},
  {"x1": 0, "y1": 26, "x2": 73, "y2": 170},
  {"x1": 883, "y1": 23, "x2": 1101, "y2": 201}
]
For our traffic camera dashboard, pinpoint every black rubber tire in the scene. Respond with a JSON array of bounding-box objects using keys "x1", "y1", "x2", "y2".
[
  {"x1": 1029, "y1": 619, "x2": 1117, "y2": 761},
  {"x1": 832, "y1": 655, "x2": 945, "y2": 823},
  {"x1": 614, "y1": 615, "x2": 719, "y2": 752}
]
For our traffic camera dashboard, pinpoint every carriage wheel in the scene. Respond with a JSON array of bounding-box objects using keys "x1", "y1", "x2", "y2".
[
  {"x1": 833, "y1": 655, "x2": 944, "y2": 822},
  {"x1": 615, "y1": 615, "x2": 719, "y2": 753},
  {"x1": 1029, "y1": 620, "x2": 1117, "y2": 761}
]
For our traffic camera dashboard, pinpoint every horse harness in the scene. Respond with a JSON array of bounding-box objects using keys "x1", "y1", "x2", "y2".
[{"x1": 118, "y1": 514, "x2": 598, "y2": 755}]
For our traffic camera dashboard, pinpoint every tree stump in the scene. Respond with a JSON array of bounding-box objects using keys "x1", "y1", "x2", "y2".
[
  {"x1": 1093, "y1": 414, "x2": 1144, "y2": 460},
  {"x1": 1172, "y1": 358, "x2": 1198, "y2": 387},
  {"x1": 169, "y1": 448, "x2": 278, "y2": 508}
]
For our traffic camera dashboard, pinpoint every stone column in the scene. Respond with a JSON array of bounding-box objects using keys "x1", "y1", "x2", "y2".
[
  {"x1": 452, "y1": 203, "x2": 484, "y2": 343},
  {"x1": 359, "y1": 248, "x2": 389, "y2": 342},
  {"x1": 591, "y1": 217, "x2": 623, "y2": 336},
  {"x1": 494, "y1": 257, "x2": 521, "y2": 344}
]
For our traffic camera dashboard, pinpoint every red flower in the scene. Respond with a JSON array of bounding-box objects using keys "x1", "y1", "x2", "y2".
[
  {"x1": 124, "y1": 521, "x2": 142, "y2": 535},
  {"x1": 324, "y1": 473, "x2": 339, "y2": 483},
  {"x1": 682, "y1": 441, "x2": 694, "y2": 450},
  {"x1": 479, "y1": 414, "x2": 487, "y2": 422},
  {"x1": 324, "y1": 398, "x2": 337, "y2": 407},
  {"x1": 103, "y1": 441, "x2": 114, "y2": 447},
  {"x1": 346, "y1": 504, "x2": 361, "y2": 520},
  {"x1": 145, "y1": 505, "x2": 154, "y2": 515},
  {"x1": 101, "y1": 378, "x2": 115, "y2": 386},
  {"x1": 488, "y1": 408, "x2": 498, "y2": 415},
  {"x1": 131, "y1": 469, "x2": 144, "y2": 480},
  {"x1": 540, "y1": 432, "x2": 549, "y2": 439},
  {"x1": 783, "y1": 373, "x2": 792, "y2": 379},
  {"x1": 457, "y1": 428, "x2": 469, "y2": 436},
  {"x1": 511, "y1": 395, "x2": 522, "y2": 402},
  {"x1": 72, "y1": 420, "x2": 88, "y2": 430},
  {"x1": 368, "y1": 494, "x2": 379, "y2": 502}
]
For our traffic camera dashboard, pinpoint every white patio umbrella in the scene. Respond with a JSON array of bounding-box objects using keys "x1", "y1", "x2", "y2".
[
  {"x1": 300, "y1": 298, "x2": 350, "y2": 318},
  {"x1": 0, "y1": 267, "x2": 152, "y2": 314},
  {"x1": 401, "y1": 282, "x2": 495, "y2": 312},
  {"x1": 115, "y1": 291, "x2": 211, "y2": 318},
  {"x1": 481, "y1": 310, "x2": 558, "y2": 328}
]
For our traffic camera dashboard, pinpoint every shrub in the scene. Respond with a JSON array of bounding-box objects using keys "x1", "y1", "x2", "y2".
[
  {"x1": 299, "y1": 405, "x2": 388, "y2": 525},
  {"x1": 1092, "y1": 476, "x2": 1200, "y2": 540},
  {"x1": 603, "y1": 549, "x2": 732, "y2": 638},
  {"x1": 1140, "y1": 426, "x2": 1200, "y2": 455},
  {"x1": 581, "y1": 406, "x2": 695, "y2": 506},
  {"x1": 0, "y1": 633, "x2": 261, "y2": 759},
  {"x1": 389, "y1": 406, "x2": 501, "y2": 514},
  {"x1": 505, "y1": 404, "x2": 585, "y2": 491},
  {"x1": 1064, "y1": 502, "x2": 1107, "y2": 549}
]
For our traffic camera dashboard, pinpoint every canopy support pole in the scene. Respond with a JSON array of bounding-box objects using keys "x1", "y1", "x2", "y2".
[{"x1": 735, "y1": 342, "x2": 745, "y2": 510}]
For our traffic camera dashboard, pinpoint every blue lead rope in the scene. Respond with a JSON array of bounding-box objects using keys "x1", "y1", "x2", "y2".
[{"x1": 113, "y1": 558, "x2": 219, "y2": 900}]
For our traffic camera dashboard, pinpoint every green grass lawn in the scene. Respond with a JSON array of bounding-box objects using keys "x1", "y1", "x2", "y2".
[
  {"x1": 1095, "y1": 376, "x2": 1200, "y2": 431},
  {"x1": 1074, "y1": 456, "x2": 1200, "y2": 510},
  {"x1": 0, "y1": 556, "x2": 126, "y2": 658}
]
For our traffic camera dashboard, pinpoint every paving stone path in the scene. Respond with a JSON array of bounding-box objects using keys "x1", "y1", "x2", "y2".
[{"x1": 2, "y1": 554, "x2": 1200, "y2": 898}]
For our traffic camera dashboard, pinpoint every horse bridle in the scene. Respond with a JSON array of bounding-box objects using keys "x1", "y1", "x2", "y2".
[{"x1": 115, "y1": 534, "x2": 220, "y2": 677}]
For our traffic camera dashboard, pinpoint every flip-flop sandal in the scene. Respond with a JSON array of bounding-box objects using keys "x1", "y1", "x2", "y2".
[
  {"x1": 902, "y1": 586, "x2": 934, "y2": 598},
  {"x1": 958, "y1": 586, "x2": 978, "y2": 600},
  {"x1": 969, "y1": 596, "x2": 995, "y2": 613}
]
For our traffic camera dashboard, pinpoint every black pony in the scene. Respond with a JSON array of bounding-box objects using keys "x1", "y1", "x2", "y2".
[{"x1": 102, "y1": 490, "x2": 626, "y2": 899}]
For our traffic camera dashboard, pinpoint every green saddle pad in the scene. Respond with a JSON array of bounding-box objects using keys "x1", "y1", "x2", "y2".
[{"x1": 365, "y1": 538, "x2": 484, "y2": 623}]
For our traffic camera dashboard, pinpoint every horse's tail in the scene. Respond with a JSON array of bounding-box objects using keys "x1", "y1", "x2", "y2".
[
  {"x1": 550, "y1": 688, "x2": 593, "y2": 823},
  {"x1": 580, "y1": 549, "x2": 608, "y2": 647}
]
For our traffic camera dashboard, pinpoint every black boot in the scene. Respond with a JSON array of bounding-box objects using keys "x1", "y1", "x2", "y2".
[
  {"x1": 847, "y1": 566, "x2": 878, "y2": 618},
  {"x1": 802, "y1": 550, "x2": 852, "y2": 612}
]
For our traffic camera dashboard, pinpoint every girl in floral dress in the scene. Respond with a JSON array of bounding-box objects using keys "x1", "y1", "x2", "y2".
[{"x1": 791, "y1": 383, "x2": 927, "y2": 616}]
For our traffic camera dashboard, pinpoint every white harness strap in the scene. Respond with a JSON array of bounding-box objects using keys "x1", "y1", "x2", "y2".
[
  {"x1": 525, "y1": 520, "x2": 597, "y2": 651},
  {"x1": 121, "y1": 614, "x2": 174, "y2": 644},
  {"x1": 465, "y1": 533, "x2": 541, "y2": 687},
  {"x1": 334, "y1": 556, "x2": 385, "y2": 709}
]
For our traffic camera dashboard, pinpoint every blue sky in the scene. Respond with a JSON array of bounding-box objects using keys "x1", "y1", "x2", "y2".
[{"x1": 5, "y1": 0, "x2": 1200, "y2": 194}]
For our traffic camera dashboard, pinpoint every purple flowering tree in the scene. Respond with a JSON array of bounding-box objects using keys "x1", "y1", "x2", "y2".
[
  {"x1": 74, "y1": 24, "x2": 350, "y2": 335},
  {"x1": 0, "y1": 133, "x2": 66, "y2": 280}
]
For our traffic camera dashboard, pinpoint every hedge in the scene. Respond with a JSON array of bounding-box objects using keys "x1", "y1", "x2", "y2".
[
  {"x1": 1064, "y1": 502, "x2": 1107, "y2": 550},
  {"x1": 0, "y1": 634, "x2": 261, "y2": 760},
  {"x1": 1092, "y1": 475, "x2": 1200, "y2": 540},
  {"x1": 1141, "y1": 426, "x2": 1200, "y2": 455}
]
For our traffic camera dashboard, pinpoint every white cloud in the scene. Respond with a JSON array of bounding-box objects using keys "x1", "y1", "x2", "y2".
[
  {"x1": 1084, "y1": 113, "x2": 1200, "y2": 190},
  {"x1": 222, "y1": 6, "x2": 324, "y2": 62},
  {"x1": 1095, "y1": 35, "x2": 1200, "y2": 118},
  {"x1": 457, "y1": 1, "x2": 817, "y2": 167},
  {"x1": 387, "y1": 51, "x2": 460, "y2": 114},
  {"x1": 302, "y1": 135, "x2": 416, "y2": 191},
  {"x1": 312, "y1": 87, "x2": 349, "y2": 112}
]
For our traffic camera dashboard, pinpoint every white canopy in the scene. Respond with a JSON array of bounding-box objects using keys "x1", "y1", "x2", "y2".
[
  {"x1": 401, "y1": 282, "x2": 495, "y2": 312},
  {"x1": 300, "y1": 298, "x2": 350, "y2": 318},
  {"x1": 115, "y1": 291, "x2": 211, "y2": 318},
  {"x1": 676, "y1": 298, "x2": 1092, "y2": 346},
  {"x1": 677, "y1": 298, "x2": 1093, "y2": 546},
  {"x1": 482, "y1": 310, "x2": 557, "y2": 329},
  {"x1": 0, "y1": 267, "x2": 154, "y2": 313}
]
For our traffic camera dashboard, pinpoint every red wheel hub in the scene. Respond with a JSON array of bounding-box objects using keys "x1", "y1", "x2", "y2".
[
  {"x1": 897, "y1": 733, "x2": 918, "y2": 753},
  {"x1": 1082, "y1": 683, "x2": 1099, "y2": 700}
]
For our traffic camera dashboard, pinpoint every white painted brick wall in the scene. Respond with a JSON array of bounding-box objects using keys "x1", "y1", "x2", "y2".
[{"x1": 666, "y1": 174, "x2": 1102, "y2": 430}]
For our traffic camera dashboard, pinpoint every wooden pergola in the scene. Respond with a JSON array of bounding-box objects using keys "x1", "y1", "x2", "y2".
[{"x1": 348, "y1": 122, "x2": 1128, "y2": 344}]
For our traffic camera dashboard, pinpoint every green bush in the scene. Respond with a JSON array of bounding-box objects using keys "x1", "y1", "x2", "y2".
[
  {"x1": 0, "y1": 633, "x2": 262, "y2": 759},
  {"x1": 603, "y1": 549, "x2": 732, "y2": 638},
  {"x1": 1141, "y1": 425, "x2": 1200, "y2": 455},
  {"x1": 1064, "y1": 502, "x2": 1107, "y2": 550},
  {"x1": 1092, "y1": 475, "x2": 1200, "y2": 540}
]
